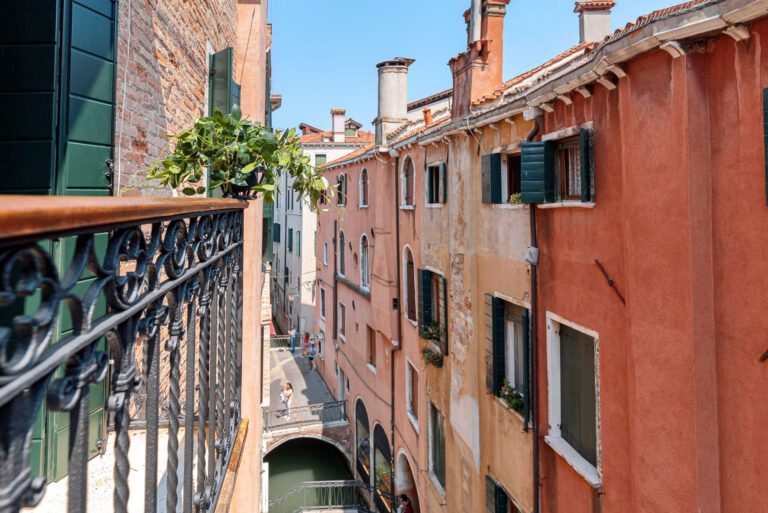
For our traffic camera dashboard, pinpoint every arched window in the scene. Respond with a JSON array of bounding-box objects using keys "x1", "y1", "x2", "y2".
[
  {"x1": 403, "y1": 247, "x2": 416, "y2": 321},
  {"x1": 337, "y1": 174, "x2": 347, "y2": 206},
  {"x1": 316, "y1": 331, "x2": 325, "y2": 356},
  {"x1": 373, "y1": 424, "x2": 393, "y2": 512},
  {"x1": 401, "y1": 157, "x2": 415, "y2": 207},
  {"x1": 338, "y1": 231, "x2": 346, "y2": 276},
  {"x1": 360, "y1": 235, "x2": 370, "y2": 290},
  {"x1": 356, "y1": 399, "x2": 371, "y2": 482},
  {"x1": 359, "y1": 168, "x2": 369, "y2": 207}
]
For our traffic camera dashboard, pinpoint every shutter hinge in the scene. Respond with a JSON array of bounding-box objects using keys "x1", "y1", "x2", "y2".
[{"x1": 105, "y1": 159, "x2": 115, "y2": 187}]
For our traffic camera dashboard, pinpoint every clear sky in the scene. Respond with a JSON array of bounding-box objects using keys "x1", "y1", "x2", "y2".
[{"x1": 269, "y1": 0, "x2": 678, "y2": 131}]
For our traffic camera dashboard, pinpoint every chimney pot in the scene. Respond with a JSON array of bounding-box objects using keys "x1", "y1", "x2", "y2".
[
  {"x1": 331, "y1": 108, "x2": 346, "y2": 143},
  {"x1": 423, "y1": 108, "x2": 433, "y2": 127},
  {"x1": 375, "y1": 58, "x2": 414, "y2": 145},
  {"x1": 574, "y1": 1, "x2": 615, "y2": 43}
]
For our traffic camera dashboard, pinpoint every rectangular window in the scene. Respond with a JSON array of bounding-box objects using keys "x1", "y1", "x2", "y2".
[
  {"x1": 287, "y1": 228, "x2": 293, "y2": 253},
  {"x1": 297, "y1": 230, "x2": 301, "y2": 257},
  {"x1": 429, "y1": 403, "x2": 446, "y2": 490},
  {"x1": 345, "y1": 127, "x2": 356, "y2": 137},
  {"x1": 323, "y1": 242, "x2": 328, "y2": 266},
  {"x1": 367, "y1": 326, "x2": 376, "y2": 368},
  {"x1": 485, "y1": 477, "x2": 521, "y2": 513},
  {"x1": 557, "y1": 323, "x2": 597, "y2": 466},
  {"x1": 406, "y1": 360, "x2": 419, "y2": 424},
  {"x1": 320, "y1": 288, "x2": 326, "y2": 318},
  {"x1": 556, "y1": 138, "x2": 582, "y2": 200},
  {"x1": 426, "y1": 163, "x2": 446, "y2": 204},
  {"x1": 273, "y1": 223, "x2": 281, "y2": 243},
  {"x1": 506, "y1": 154, "x2": 522, "y2": 199},
  {"x1": 418, "y1": 269, "x2": 448, "y2": 354},
  {"x1": 338, "y1": 302, "x2": 346, "y2": 339},
  {"x1": 315, "y1": 154, "x2": 327, "y2": 166},
  {"x1": 483, "y1": 153, "x2": 523, "y2": 204}
]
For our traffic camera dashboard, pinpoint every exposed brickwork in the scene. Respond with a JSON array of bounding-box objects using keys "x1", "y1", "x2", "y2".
[{"x1": 114, "y1": 0, "x2": 238, "y2": 197}]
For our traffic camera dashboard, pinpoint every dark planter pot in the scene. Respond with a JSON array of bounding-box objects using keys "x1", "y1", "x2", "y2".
[{"x1": 228, "y1": 169, "x2": 263, "y2": 199}]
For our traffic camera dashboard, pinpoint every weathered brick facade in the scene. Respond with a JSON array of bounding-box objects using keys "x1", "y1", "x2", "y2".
[{"x1": 114, "y1": 0, "x2": 238, "y2": 197}]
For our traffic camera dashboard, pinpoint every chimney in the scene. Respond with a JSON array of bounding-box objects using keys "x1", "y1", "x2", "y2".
[
  {"x1": 423, "y1": 108, "x2": 433, "y2": 127},
  {"x1": 375, "y1": 57, "x2": 414, "y2": 146},
  {"x1": 574, "y1": 1, "x2": 614, "y2": 43},
  {"x1": 331, "y1": 108, "x2": 346, "y2": 143},
  {"x1": 449, "y1": 0, "x2": 510, "y2": 119}
]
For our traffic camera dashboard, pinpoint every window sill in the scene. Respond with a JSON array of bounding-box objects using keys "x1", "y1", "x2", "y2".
[
  {"x1": 359, "y1": 205, "x2": 369, "y2": 209},
  {"x1": 425, "y1": 204, "x2": 443, "y2": 209},
  {"x1": 406, "y1": 318, "x2": 418, "y2": 328},
  {"x1": 544, "y1": 435, "x2": 601, "y2": 488},
  {"x1": 338, "y1": 334, "x2": 347, "y2": 343},
  {"x1": 494, "y1": 396, "x2": 526, "y2": 424},
  {"x1": 537, "y1": 201, "x2": 595, "y2": 210},
  {"x1": 407, "y1": 410, "x2": 419, "y2": 434},
  {"x1": 400, "y1": 205, "x2": 415, "y2": 211},
  {"x1": 428, "y1": 472, "x2": 446, "y2": 498},
  {"x1": 367, "y1": 363, "x2": 377, "y2": 375},
  {"x1": 492, "y1": 203, "x2": 527, "y2": 210}
]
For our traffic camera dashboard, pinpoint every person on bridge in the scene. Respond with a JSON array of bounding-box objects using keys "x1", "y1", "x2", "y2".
[{"x1": 280, "y1": 382, "x2": 293, "y2": 419}]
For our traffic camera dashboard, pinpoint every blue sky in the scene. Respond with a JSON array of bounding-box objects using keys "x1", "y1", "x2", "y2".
[{"x1": 270, "y1": 0, "x2": 677, "y2": 131}]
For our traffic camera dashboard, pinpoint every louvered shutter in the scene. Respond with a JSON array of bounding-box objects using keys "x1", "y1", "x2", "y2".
[
  {"x1": 492, "y1": 297, "x2": 506, "y2": 395},
  {"x1": 580, "y1": 128, "x2": 593, "y2": 202},
  {"x1": 481, "y1": 155, "x2": 493, "y2": 204},
  {"x1": 521, "y1": 141, "x2": 555, "y2": 204},
  {"x1": 438, "y1": 275, "x2": 448, "y2": 353},
  {"x1": 418, "y1": 269, "x2": 432, "y2": 330},
  {"x1": 439, "y1": 163, "x2": 447, "y2": 203},
  {"x1": 484, "y1": 295, "x2": 494, "y2": 393},
  {"x1": 485, "y1": 477, "x2": 496, "y2": 513},
  {"x1": 495, "y1": 484, "x2": 509, "y2": 513},
  {"x1": 522, "y1": 308, "x2": 531, "y2": 429},
  {"x1": 209, "y1": 48, "x2": 234, "y2": 115}
]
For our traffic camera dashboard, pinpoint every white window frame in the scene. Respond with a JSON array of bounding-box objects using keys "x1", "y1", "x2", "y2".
[
  {"x1": 400, "y1": 157, "x2": 415, "y2": 208},
  {"x1": 425, "y1": 161, "x2": 444, "y2": 206},
  {"x1": 338, "y1": 231, "x2": 346, "y2": 278},
  {"x1": 427, "y1": 401, "x2": 446, "y2": 496},
  {"x1": 338, "y1": 173, "x2": 347, "y2": 206},
  {"x1": 359, "y1": 168, "x2": 369, "y2": 208},
  {"x1": 317, "y1": 331, "x2": 325, "y2": 357},
  {"x1": 319, "y1": 288, "x2": 326, "y2": 319},
  {"x1": 337, "y1": 301, "x2": 347, "y2": 341},
  {"x1": 323, "y1": 242, "x2": 328, "y2": 266},
  {"x1": 405, "y1": 358, "x2": 419, "y2": 432},
  {"x1": 545, "y1": 311, "x2": 601, "y2": 488},
  {"x1": 402, "y1": 245, "x2": 417, "y2": 324},
  {"x1": 359, "y1": 234, "x2": 370, "y2": 291}
]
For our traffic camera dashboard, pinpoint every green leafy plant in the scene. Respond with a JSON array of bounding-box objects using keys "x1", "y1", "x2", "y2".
[
  {"x1": 421, "y1": 344, "x2": 444, "y2": 368},
  {"x1": 508, "y1": 193, "x2": 523, "y2": 205},
  {"x1": 148, "y1": 108, "x2": 330, "y2": 207},
  {"x1": 420, "y1": 322, "x2": 442, "y2": 342},
  {"x1": 500, "y1": 379, "x2": 524, "y2": 414}
]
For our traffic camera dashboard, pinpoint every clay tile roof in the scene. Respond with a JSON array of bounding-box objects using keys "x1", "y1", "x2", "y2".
[
  {"x1": 407, "y1": 89, "x2": 453, "y2": 111},
  {"x1": 574, "y1": 1, "x2": 615, "y2": 13},
  {"x1": 321, "y1": 143, "x2": 376, "y2": 168},
  {"x1": 299, "y1": 130, "x2": 375, "y2": 145},
  {"x1": 330, "y1": 108, "x2": 346, "y2": 115},
  {"x1": 391, "y1": 116, "x2": 451, "y2": 145}
]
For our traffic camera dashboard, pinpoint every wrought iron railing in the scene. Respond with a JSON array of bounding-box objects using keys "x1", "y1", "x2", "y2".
[
  {"x1": 263, "y1": 400, "x2": 347, "y2": 432},
  {"x1": 270, "y1": 335, "x2": 292, "y2": 348},
  {"x1": 0, "y1": 197, "x2": 247, "y2": 513},
  {"x1": 267, "y1": 480, "x2": 373, "y2": 513}
]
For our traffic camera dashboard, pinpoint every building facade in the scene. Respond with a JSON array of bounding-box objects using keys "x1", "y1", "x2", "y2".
[
  {"x1": 272, "y1": 110, "x2": 373, "y2": 334},
  {"x1": 315, "y1": 1, "x2": 768, "y2": 513}
]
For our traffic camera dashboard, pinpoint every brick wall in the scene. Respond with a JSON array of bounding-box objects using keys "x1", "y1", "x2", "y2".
[{"x1": 114, "y1": 0, "x2": 238, "y2": 197}]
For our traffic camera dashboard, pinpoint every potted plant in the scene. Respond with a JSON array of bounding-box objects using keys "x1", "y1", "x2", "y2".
[
  {"x1": 420, "y1": 322, "x2": 442, "y2": 342},
  {"x1": 148, "y1": 108, "x2": 330, "y2": 206},
  {"x1": 500, "y1": 379, "x2": 524, "y2": 414},
  {"x1": 421, "y1": 344, "x2": 443, "y2": 368},
  {"x1": 508, "y1": 193, "x2": 523, "y2": 205}
]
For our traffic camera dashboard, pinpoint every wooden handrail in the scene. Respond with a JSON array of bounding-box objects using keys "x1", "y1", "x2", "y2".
[{"x1": 0, "y1": 195, "x2": 247, "y2": 241}]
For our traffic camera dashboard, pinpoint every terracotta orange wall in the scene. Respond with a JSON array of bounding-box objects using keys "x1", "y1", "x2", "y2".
[{"x1": 537, "y1": 20, "x2": 768, "y2": 513}]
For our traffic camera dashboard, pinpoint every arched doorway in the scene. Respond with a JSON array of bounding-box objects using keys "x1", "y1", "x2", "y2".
[
  {"x1": 373, "y1": 424, "x2": 393, "y2": 513},
  {"x1": 264, "y1": 437, "x2": 352, "y2": 511},
  {"x1": 396, "y1": 451, "x2": 421, "y2": 513},
  {"x1": 356, "y1": 398, "x2": 371, "y2": 483}
]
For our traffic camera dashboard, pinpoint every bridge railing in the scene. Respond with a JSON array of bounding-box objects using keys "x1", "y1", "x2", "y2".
[
  {"x1": 270, "y1": 335, "x2": 292, "y2": 348},
  {"x1": 267, "y1": 480, "x2": 374, "y2": 513},
  {"x1": 263, "y1": 400, "x2": 347, "y2": 432}
]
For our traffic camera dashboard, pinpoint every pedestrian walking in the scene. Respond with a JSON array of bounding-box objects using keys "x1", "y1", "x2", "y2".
[
  {"x1": 280, "y1": 382, "x2": 293, "y2": 420},
  {"x1": 289, "y1": 326, "x2": 297, "y2": 353},
  {"x1": 308, "y1": 341, "x2": 317, "y2": 370}
]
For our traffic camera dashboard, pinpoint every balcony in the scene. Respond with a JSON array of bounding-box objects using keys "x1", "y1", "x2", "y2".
[{"x1": 0, "y1": 196, "x2": 258, "y2": 513}]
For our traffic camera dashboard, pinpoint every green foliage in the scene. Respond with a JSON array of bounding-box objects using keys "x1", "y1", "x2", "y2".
[
  {"x1": 500, "y1": 379, "x2": 524, "y2": 414},
  {"x1": 508, "y1": 193, "x2": 523, "y2": 204},
  {"x1": 421, "y1": 344, "x2": 444, "y2": 368},
  {"x1": 420, "y1": 322, "x2": 442, "y2": 342},
  {"x1": 148, "y1": 108, "x2": 330, "y2": 208}
]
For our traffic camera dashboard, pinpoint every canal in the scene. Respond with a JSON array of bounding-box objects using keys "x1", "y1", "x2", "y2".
[{"x1": 265, "y1": 437, "x2": 353, "y2": 511}]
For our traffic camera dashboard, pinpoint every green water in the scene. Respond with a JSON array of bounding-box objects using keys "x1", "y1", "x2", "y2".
[{"x1": 266, "y1": 438, "x2": 353, "y2": 511}]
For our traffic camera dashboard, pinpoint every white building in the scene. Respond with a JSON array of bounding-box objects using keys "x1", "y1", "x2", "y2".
[{"x1": 272, "y1": 109, "x2": 373, "y2": 334}]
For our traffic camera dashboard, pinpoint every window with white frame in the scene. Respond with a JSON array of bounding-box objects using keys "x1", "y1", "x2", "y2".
[
  {"x1": 320, "y1": 288, "x2": 326, "y2": 319},
  {"x1": 338, "y1": 231, "x2": 346, "y2": 277},
  {"x1": 546, "y1": 314, "x2": 599, "y2": 483},
  {"x1": 556, "y1": 138, "x2": 582, "y2": 200},
  {"x1": 360, "y1": 234, "x2": 370, "y2": 290},
  {"x1": 337, "y1": 174, "x2": 347, "y2": 206},
  {"x1": 359, "y1": 168, "x2": 369, "y2": 207},
  {"x1": 323, "y1": 242, "x2": 328, "y2": 266},
  {"x1": 429, "y1": 402, "x2": 446, "y2": 491},
  {"x1": 426, "y1": 162, "x2": 446, "y2": 205},
  {"x1": 403, "y1": 247, "x2": 416, "y2": 321},
  {"x1": 401, "y1": 157, "x2": 415, "y2": 207},
  {"x1": 406, "y1": 360, "x2": 419, "y2": 426},
  {"x1": 316, "y1": 331, "x2": 325, "y2": 356},
  {"x1": 337, "y1": 302, "x2": 346, "y2": 340}
]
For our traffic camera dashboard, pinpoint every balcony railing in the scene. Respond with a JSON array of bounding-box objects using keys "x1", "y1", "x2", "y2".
[
  {"x1": 266, "y1": 480, "x2": 374, "y2": 513},
  {"x1": 269, "y1": 335, "x2": 292, "y2": 349},
  {"x1": 0, "y1": 197, "x2": 247, "y2": 513},
  {"x1": 263, "y1": 400, "x2": 347, "y2": 432}
]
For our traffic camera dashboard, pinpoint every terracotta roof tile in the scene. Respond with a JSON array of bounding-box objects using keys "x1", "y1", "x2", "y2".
[
  {"x1": 299, "y1": 130, "x2": 374, "y2": 145},
  {"x1": 574, "y1": 1, "x2": 616, "y2": 13},
  {"x1": 321, "y1": 143, "x2": 376, "y2": 168}
]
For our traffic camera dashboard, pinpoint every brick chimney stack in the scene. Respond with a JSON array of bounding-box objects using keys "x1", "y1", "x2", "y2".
[
  {"x1": 449, "y1": 0, "x2": 510, "y2": 119},
  {"x1": 574, "y1": 1, "x2": 615, "y2": 43},
  {"x1": 331, "y1": 108, "x2": 346, "y2": 143}
]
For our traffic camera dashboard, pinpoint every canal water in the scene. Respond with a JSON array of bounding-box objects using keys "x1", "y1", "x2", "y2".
[{"x1": 265, "y1": 438, "x2": 353, "y2": 511}]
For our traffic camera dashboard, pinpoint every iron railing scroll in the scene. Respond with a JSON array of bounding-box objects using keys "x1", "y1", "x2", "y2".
[{"x1": 0, "y1": 198, "x2": 246, "y2": 513}]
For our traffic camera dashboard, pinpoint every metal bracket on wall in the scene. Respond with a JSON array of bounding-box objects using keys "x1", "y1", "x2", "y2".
[
  {"x1": 594, "y1": 258, "x2": 626, "y2": 305},
  {"x1": 759, "y1": 349, "x2": 768, "y2": 362}
]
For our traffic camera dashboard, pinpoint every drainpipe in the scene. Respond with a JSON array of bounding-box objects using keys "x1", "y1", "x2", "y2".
[
  {"x1": 526, "y1": 117, "x2": 542, "y2": 513},
  {"x1": 390, "y1": 149, "x2": 402, "y2": 513}
]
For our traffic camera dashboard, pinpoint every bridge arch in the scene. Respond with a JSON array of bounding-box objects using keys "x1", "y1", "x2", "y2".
[{"x1": 265, "y1": 433, "x2": 353, "y2": 469}]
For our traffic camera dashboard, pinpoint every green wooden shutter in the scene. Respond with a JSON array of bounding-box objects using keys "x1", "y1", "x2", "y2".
[
  {"x1": 521, "y1": 141, "x2": 555, "y2": 204},
  {"x1": 484, "y1": 295, "x2": 494, "y2": 393},
  {"x1": 578, "y1": 332, "x2": 597, "y2": 466},
  {"x1": 481, "y1": 155, "x2": 492, "y2": 204},
  {"x1": 438, "y1": 275, "x2": 448, "y2": 353},
  {"x1": 495, "y1": 484, "x2": 509, "y2": 513},
  {"x1": 481, "y1": 154, "x2": 502, "y2": 204},
  {"x1": 209, "y1": 47, "x2": 234, "y2": 115},
  {"x1": 439, "y1": 163, "x2": 447, "y2": 203},
  {"x1": 288, "y1": 228, "x2": 293, "y2": 252},
  {"x1": 522, "y1": 308, "x2": 531, "y2": 429},
  {"x1": 492, "y1": 297, "x2": 506, "y2": 395},
  {"x1": 273, "y1": 223, "x2": 280, "y2": 242},
  {"x1": 580, "y1": 128, "x2": 593, "y2": 202},
  {"x1": 418, "y1": 269, "x2": 432, "y2": 330},
  {"x1": 560, "y1": 326, "x2": 597, "y2": 466},
  {"x1": 485, "y1": 477, "x2": 496, "y2": 513}
]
